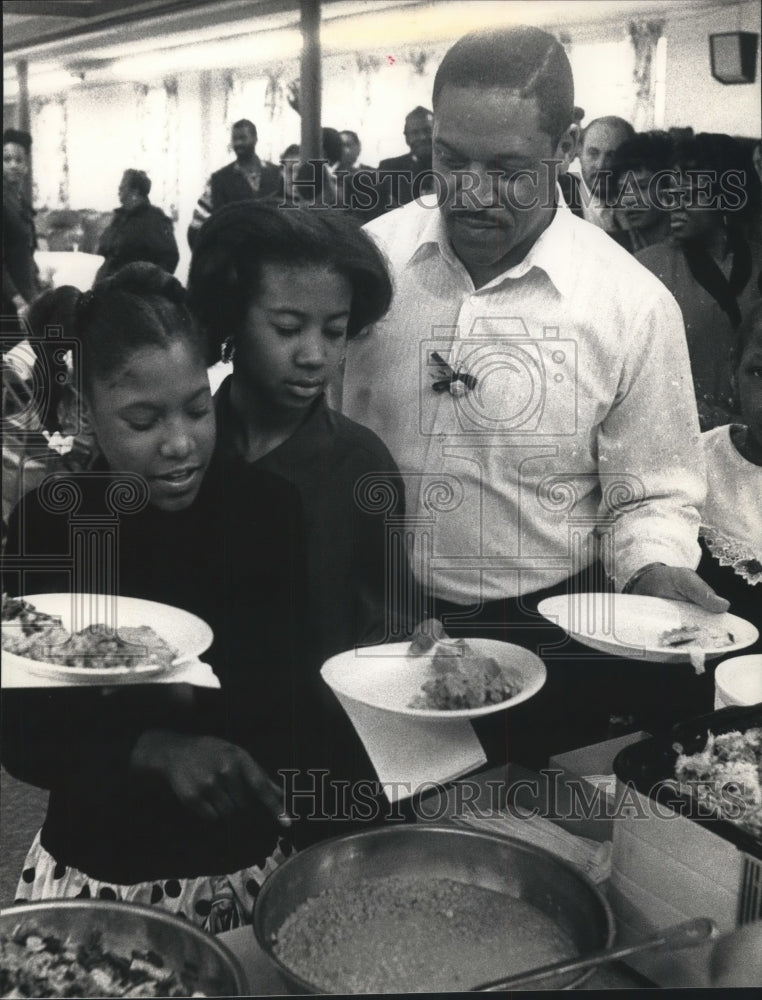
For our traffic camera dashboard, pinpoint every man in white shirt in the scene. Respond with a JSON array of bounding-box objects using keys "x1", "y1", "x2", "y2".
[{"x1": 343, "y1": 26, "x2": 727, "y2": 762}]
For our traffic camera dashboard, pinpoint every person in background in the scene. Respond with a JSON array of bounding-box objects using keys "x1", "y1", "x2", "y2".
[
  {"x1": 337, "y1": 130, "x2": 372, "y2": 173},
  {"x1": 377, "y1": 106, "x2": 435, "y2": 210},
  {"x1": 3, "y1": 263, "x2": 304, "y2": 929},
  {"x1": 2, "y1": 128, "x2": 40, "y2": 334},
  {"x1": 620, "y1": 301, "x2": 762, "y2": 734},
  {"x1": 276, "y1": 131, "x2": 347, "y2": 209},
  {"x1": 342, "y1": 26, "x2": 726, "y2": 766},
  {"x1": 96, "y1": 169, "x2": 179, "y2": 281},
  {"x1": 336, "y1": 131, "x2": 382, "y2": 224},
  {"x1": 571, "y1": 115, "x2": 635, "y2": 232},
  {"x1": 637, "y1": 133, "x2": 762, "y2": 430},
  {"x1": 320, "y1": 127, "x2": 343, "y2": 173},
  {"x1": 696, "y1": 301, "x2": 762, "y2": 650},
  {"x1": 610, "y1": 131, "x2": 673, "y2": 254},
  {"x1": 187, "y1": 120, "x2": 280, "y2": 248},
  {"x1": 278, "y1": 143, "x2": 302, "y2": 205}
]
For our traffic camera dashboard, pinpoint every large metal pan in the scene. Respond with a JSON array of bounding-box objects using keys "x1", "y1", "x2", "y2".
[{"x1": 253, "y1": 824, "x2": 614, "y2": 993}]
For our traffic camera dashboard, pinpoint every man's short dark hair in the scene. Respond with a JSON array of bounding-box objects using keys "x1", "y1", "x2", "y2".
[
  {"x1": 123, "y1": 168, "x2": 151, "y2": 197},
  {"x1": 432, "y1": 26, "x2": 574, "y2": 142},
  {"x1": 341, "y1": 130, "x2": 360, "y2": 145},
  {"x1": 405, "y1": 107, "x2": 433, "y2": 123},
  {"x1": 232, "y1": 119, "x2": 257, "y2": 140}
]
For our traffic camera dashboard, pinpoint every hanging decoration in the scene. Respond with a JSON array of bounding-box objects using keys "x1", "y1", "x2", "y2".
[
  {"x1": 629, "y1": 19, "x2": 664, "y2": 131},
  {"x1": 163, "y1": 77, "x2": 180, "y2": 221},
  {"x1": 404, "y1": 48, "x2": 428, "y2": 76},
  {"x1": 264, "y1": 67, "x2": 285, "y2": 123}
]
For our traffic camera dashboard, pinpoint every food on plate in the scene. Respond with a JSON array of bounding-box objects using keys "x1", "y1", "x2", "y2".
[
  {"x1": 407, "y1": 618, "x2": 523, "y2": 710},
  {"x1": 658, "y1": 624, "x2": 736, "y2": 675},
  {"x1": 2, "y1": 595, "x2": 176, "y2": 670},
  {"x1": 407, "y1": 618, "x2": 449, "y2": 656},
  {"x1": 658, "y1": 624, "x2": 735, "y2": 649},
  {"x1": 0, "y1": 924, "x2": 206, "y2": 998},
  {"x1": 1, "y1": 594, "x2": 69, "y2": 657},
  {"x1": 674, "y1": 726, "x2": 762, "y2": 838},
  {"x1": 272, "y1": 874, "x2": 578, "y2": 993}
]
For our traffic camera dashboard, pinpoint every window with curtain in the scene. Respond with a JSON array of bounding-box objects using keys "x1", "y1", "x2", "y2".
[
  {"x1": 136, "y1": 80, "x2": 180, "y2": 220},
  {"x1": 30, "y1": 96, "x2": 69, "y2": 210}
]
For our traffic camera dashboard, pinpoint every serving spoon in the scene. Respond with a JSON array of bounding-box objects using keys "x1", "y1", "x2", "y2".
[{"x1": 471, "y1": 916, "x2": 716, "y2": 991}]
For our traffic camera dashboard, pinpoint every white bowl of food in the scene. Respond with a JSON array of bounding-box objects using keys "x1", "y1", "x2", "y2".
[
  {"x1": 321, "y1": 619, "x2": 546, "y2": 721},
  {"x1": 2, "y1": 593, "x2": 213, "y2": 684}
]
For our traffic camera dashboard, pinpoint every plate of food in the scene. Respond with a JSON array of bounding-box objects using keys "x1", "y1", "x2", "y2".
[
  {"x1": 321, "y1": 620, "x2": 546, "y2": 720},
  {"x1": 537, "y1": 593, "x2": 758, "y2": 671},
  {"x1": 2, "y1": 593, "x2": 213, "y2": 683}
]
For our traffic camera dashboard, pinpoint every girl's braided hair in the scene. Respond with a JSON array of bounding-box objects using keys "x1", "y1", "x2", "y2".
[{"x1": 27, "y1": 262, "x2": 208, "y2": 431}]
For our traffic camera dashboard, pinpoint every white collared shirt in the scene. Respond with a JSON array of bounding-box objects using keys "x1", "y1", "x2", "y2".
[{"x1": 343, "y1": 194, "x2": 705, "y2": 604}]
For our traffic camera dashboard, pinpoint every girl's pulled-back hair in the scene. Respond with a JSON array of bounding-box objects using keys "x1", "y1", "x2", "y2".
[
  {"x1": 28, "y1": 263, "x2": 208, "y2": 429},
  {"x1": 187, "y1": 201, "x2": 393, "y2": 360}
]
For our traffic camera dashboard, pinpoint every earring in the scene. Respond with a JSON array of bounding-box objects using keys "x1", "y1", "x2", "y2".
[{"x1": 221, "y1": 337, "x2": 235, "y2": 363}]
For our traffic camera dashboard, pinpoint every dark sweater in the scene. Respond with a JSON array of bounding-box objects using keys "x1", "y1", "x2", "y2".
[
  {"x1": 215, "y1": 383, "x2": 418, "y2": 836},
  {"x1": 96, "y1": 201, "x2": 179, "y2": 279},
  {"x1": 2, "y1": 454, "x2": 312, "y2": 882},
  {"x1": 209, "y1": 161, "x2": 281, "y2": 210},
  {"x1": 215, "y1": 380, "x2": 409, "y2": 667}
]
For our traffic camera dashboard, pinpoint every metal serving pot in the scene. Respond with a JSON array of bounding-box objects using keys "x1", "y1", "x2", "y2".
[
  {"x1": 0, "y1": 899, "x2": 247, "y2": 997},
  {"x1": 253, "y1": 824, "x2": 615, "y2": 993}
]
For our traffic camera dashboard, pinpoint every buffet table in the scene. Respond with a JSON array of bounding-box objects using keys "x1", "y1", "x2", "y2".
[{"x1": 218, "y1": 743, "x2": 674, "y2": 993}]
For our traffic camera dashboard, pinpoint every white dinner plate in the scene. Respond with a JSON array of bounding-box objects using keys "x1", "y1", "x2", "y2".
[
  {"x1": 321, "y1": 639, "x2": 547, "y2": 720},
  {"x1": 537, "y1": 593, "x2": 758, "y2": 663},
  {"x1": 2, "y1": 594, "x2": 213, "y2": 683}
]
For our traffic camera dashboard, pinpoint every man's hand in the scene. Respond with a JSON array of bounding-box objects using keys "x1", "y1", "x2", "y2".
[
  {"x1": 628, "y1": 564, "x2": 730, "y2": 613},
  {"x1": 131, "y1": 731, "x2": 291, "y2": 828}
]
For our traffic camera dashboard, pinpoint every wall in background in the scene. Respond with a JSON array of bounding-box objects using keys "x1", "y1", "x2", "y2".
[
  {"x1": 663, "y1": 0, "x2": 760, "y2": 134},
  {"x1": 6, "y1": 0, "x2": 758, "y2": 286}
]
